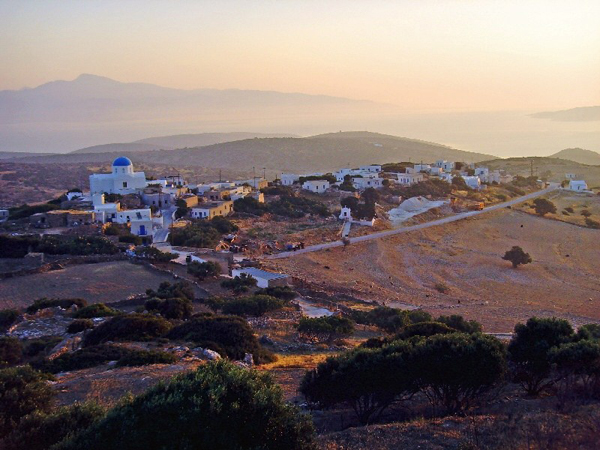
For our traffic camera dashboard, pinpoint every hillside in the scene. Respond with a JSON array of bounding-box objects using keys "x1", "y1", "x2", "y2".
[
  {"x1": 134, "y1": 132, "x2": 298, "y2": 149},
  {"x1": 71, "y1": 142, "x2": 173, "y2": 154},
  {"x1": 531, "y1": 105, "x2": 600, "y2": 122},
  {"x1": 8, "y1": 132, "x2": 495, "y2": 173},
  {"x1": 550, "y1": 148, "x2": 600, "y2": 165},
  {"x1": 482, "y1": 156, "x2": 600, "y2": 187}
]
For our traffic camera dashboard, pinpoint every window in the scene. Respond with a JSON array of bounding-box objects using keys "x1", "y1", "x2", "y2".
[{"x1": 123, "y1": 182, "x2": 128, "y2": 188}]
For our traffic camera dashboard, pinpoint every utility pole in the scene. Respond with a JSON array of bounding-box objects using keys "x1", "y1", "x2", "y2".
[
  {"x1": 263, "y1": 167, "x2": 266, "y2": 180},
  {"x1": 530, "y1": 160, "x2": 534, "y2": 178},
  {"x1": 253, "y1": 166, "x2": 256, "y2": 188}
]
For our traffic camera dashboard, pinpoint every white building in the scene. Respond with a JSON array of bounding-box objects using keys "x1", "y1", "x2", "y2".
[
  {"x1": 397, "y1": 173, "x2": 424, "y2": 186},
  {"x1": 414, "y1": 164, "x2": 431, "y2": 173},
  {"x1": 231, "y1": 267, "x2": 289, "y2": 288},
  {"x1": 352, "y1": 177, "x2": 384, "y2": 190},
  {"x1": 439, "y1": 173, "x2": 454, "y2": 183},
  {"x1": 302, "y1": 180, "x2": 330, "y2": 194},
  {"x1": 0, "y1": 210, "x2": 9, "y2": 222},
  {"x1": 428, "y1": 167, "x2": 443, "y2": 175},
  {"x1": 281, "y1": 174, "x2": 300, "y2": 186},
  {"x1": 568, "y1": 180, "x2": 588, "y2": 192},
  {"x1": 462, "y1": 176, "x2": 482, "y2": 190},
  {"x1": 339, "y1": 206, "x2": 352, "y2": 220},
  {"x1": 359, "y1": 165, "x2": 382, "y2": 173},
  {"x1": 475, "y1": 167, "x2": 489, "y2": 177},
  {"x1": 442, "y1": 161, "x2": 455, "y2": 172},
  {"x1": 89, "y1": 157, "x2": 148, "y2": 195}
]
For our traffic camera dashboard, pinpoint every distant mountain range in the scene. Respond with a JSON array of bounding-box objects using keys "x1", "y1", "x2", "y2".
[
  {"x1": 0, "y1": 74, "x2": 381, "y2": 153},
  {"x1": 71, "y1": 132, "x2": 297, "y2": 154},
  {"x1": 531, "y1": 106, "x2": 600, "y2": 122},
  {"x1": 550, "y1": 148, "x2": 600, "y2": 165},
  {"x1": 5, "y1": 131, "x2": 495, "y2": 173}
]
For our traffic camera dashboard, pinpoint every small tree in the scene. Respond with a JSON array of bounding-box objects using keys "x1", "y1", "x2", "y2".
[
  {"x1": 297, "y1": 316, "x2": 355, "y2": 343},
  {"x1": 187, "y1": 260, "x2": 221, "y2": 281},
  {"x1": 508, "y1": 317, "x2": 574, "y2": 395},
  {"x1": 533, "y1": 198, "x2": 556, "y2": 216},
  {"x1": 221, "y1": 273, "x2": 257, "y2": 294},
  {"x1": 502, "y1": 246, "x2": 532, "y2": 268},
  {"x1": 0, "y1": 366, "x2": 55, "y2": 437}
]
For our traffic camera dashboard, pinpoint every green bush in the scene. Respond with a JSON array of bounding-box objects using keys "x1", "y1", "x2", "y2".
[
  {"x1": 26, "y1": 298, "x2": 87, "y2": 314},
  {"x1": 116, "y1": 350, "x2": 177, "y2": 367},
  {"x1": 550, "y1": 340, "x2": 600, "y2": 398},
  {"x1": 168, "y1": 315, "x2": 274, "y2": 363},
  {"x1": 72, "y1": 303, "x2": 121, "y2": 319},
  {"x1": 169, "y1": 217, "x2": 237, "y2": 248},
  {"x1": 67, "y1": 319, "x2": 94, "y2": 334},
  {"x1": 221, "y1": 295, "x2": 285, "y2": 317},
  {"x1": 255, "y1": 285, "x2": 298, "y2": 300},
  {"x1": 35, "y1": 235, "x2": 119, "y2": 256},
  {"x1": 508, "y1": 317, "x2": 574, "y2": 395},
  {"x1": 8, "y1": 203, "x2": 60, "y2": 220},
  {"x1": 83, "y1": 315, "x2": 172, "y2": 347},
  {"x1": 55, "y1": 361, "x2": 314, "y2": 450},
  {"x1": 394, "y1": 321, "x2": 455, "y2": 340},
  {"x1": 502, "y1": 246, "x2": 532, "y2": 268},
  {"x1": 187, "y1": 260, "x2": 221, "y2": 280},
  {"x1": 32, "y1": 344, "x2": 135, "y2": 373},
  {"x1": 0, "y1": 337, "x2": 22, "y2": 367},
  {"x1": 145, "y1": 297, "x2": 192, "y2": 320},
  {"x1": 3, "y1": 402, "x2": 105, "y2": 450},
  {"x1": 21, "y1": 336, "x2": 63, "y2": 359},
  {"x1": 351, "y1": 306, "x2": 432, "y2": 333},
  {"x1": 233, "y1": 196, "x2": 268, "y2": 216},
  {"x1": 0, "y1": 366, "x2": 55, "y2": 437},
  {"x1": 268, "y1": 195, "x2": 329, "y2": 218},
  {"x1": 221, "y1": 273, "x2": 258, "y2": 294},
  {"x1": 118, "y1": 234, "x2": 142, "y2": 245},
  {"x1": 0, "y1": 309, "x2": 19, "y2": 332},
  {"x1": 133, "y1": 246, "x2": 177, "y2": 262},
  {"x1": 533, "y1": 198, "x2": 557, "y2": 216},
  {"x1": 577, "y1": 324, "x2": 600, "y2": 341},
  {"x1": 437, "y1": 315, "x2": 483, "y2": 334},
  {"x1": 297, "y1": 316, "x2": 355, "y2": 342},
  {"x1": 146, "y1": 281, "x2": 194, "y2": 302}
]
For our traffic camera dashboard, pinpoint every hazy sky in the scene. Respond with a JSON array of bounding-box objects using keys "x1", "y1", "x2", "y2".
[{"x1": 1, "y1": 0, "x2": 599, "y2": 111}]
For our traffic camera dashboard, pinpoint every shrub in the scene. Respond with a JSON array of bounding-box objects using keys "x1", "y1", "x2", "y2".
[
  {"x1": 297, "y1": 316, "x2": 355, "y2": 342},
  {"x1": 72, "y1": 303, "x2": 121, "y2": 319},
  {"x1": 187, "y1": 260, "x2": 221, "y2": 280},
  {"x1": 116, "y1": 350, "x2": 177, "y2": 367},
  {"x1": 26, "y1": 298, "x2": 87, "y2": 314},
  {"x1": 533, "y1": 198, "x2": 557, "y2": 216},
  {"x1": 0, "y1": 366, "x2": 55, "y2": 437},
  {"x1": 118, "y1": 234, "x2": 142, "y2": 245},
  {"x1": 508, "y1": 317, "x2": 574, "y2": 395},
  {"x1": 55, "y1": 361, "x2": 315, "y2": 450},
  {"x1": 550, "y1": 340, "x2": 600, "y2": 398},
  {"x1": 255, "y1": 285, "x2": 298, "y2": 300},
  {"x1": 502, "y1": 246, "x2": 532, "y2": 268},
  {"x1": 0, "y1": 309, "x2": 19, "y2": 332},
  {"x1": 0, "y1": 235, "x2": 40, "y2": 258},
  {"x1": 168, "y1": 315, "x2": 274, "y2": 363},
  {"x1": 21, "y1": 336, "x2": 63, "y2": 359},
  {"x1": 565, "y1": 206, "x2": 574, "y2": 213},
  {"x1": 268, "y1": 195, "x2": 329, "y2": 218},
  {"x1": 145, "y1": 297, "x2": 192, "y2": 320},
  {"x1": 83, "y1": 315, "x2": 172, "y2": 347},
  {"x1": 146, "y1": 281, "x2": 194, "y2": 302},
  {"x1": 169, "y1": 221, "x2": 224, "y2": 248},
  {"x1": 434, "y1": 282, "x2": 449, "y2": 294},
  {"x1": 233, "y1": 196, "x2": 268, "y2": 216},
  {"x1": 585, "y1": 217, "x2": 600, "y2": 229},
  {"x1": 67, "y1": 319, "x2": 94, "y2": 334},
  {"x1": 32, "y1": 344, "x2": 136, "y2": 373},
  {"x1": 133, "y1": 246, "x2": 177, "y2": 262},
  {"x1": 351, "y1": 306, "x2": 432, "y2": 334},
  {"x1": 394, "y1": 321, "x2": 455, "y2": 340},
  {"x1": 580, "y1": 209, "x2": 592, "y2": 217},
  {"x1": 411, "y1": 333, "x2": 507, "y2": 413},
  {"x1": 35, "y1": 235, "x2": 119, "y2": 256},
  {"x1": 221, "y1": 273, "x2": 258, "y2": 294},
  {"x1": 0, "y1": 337, "x2": 22, "y2": 367},
  {"x1": 577, "y1": 324, "x2": 600, "y2": 341},
  {"x1": 4, "y1": 402, "x2": 105, "y2": 450},
  {"x1": 437, "y1": 315, "x2": 483, "y2": 334},
  {"x1": 8, "y1": 203, "x2": 60, "y2": 220},
  {"x1": 221, "y1": 295, "x2": 285, "y2": 317}
]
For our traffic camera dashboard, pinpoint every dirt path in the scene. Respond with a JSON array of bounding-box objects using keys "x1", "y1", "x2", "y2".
[{"x1": 267, "y1": 185, "x2": 558, "y2": 259}]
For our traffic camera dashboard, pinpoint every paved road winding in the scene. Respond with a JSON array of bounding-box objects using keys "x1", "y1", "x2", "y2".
[{"x1": 266, "y1": 184, "x2": 559, "y2": 260}]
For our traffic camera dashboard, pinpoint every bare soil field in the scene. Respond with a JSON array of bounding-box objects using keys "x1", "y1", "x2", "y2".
[
  {"x1": 515, "y1": 190, "x2": 600, "y2": 228},
  {"x1": 0, "y1": 260, "x2": 181, "y2": 309},
  {"x1": 265, "y1": 208, "x2": 600, "y2": 332}
]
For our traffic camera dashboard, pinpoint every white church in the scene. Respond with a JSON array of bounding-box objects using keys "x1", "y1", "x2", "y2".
[{"x1": 89, "y1": 157, "x2": 148, "y2": 194}]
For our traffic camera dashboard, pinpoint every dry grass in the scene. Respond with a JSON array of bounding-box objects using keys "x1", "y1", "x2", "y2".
[{"x1": 261, "y1": 353, "x2": 331, "y2": 370}]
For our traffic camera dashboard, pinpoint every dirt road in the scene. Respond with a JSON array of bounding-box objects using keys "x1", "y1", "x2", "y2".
[{"x1": 267, "y1": 184, "x2": 558, "y2": 259}]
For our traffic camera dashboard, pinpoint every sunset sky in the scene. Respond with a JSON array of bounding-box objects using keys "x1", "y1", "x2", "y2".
[{"x1": 1, "y1": 0, "x2": 599, "y2": 111}]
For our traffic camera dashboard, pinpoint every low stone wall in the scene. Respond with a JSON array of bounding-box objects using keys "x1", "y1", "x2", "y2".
[{"x1": 0, "y1": 253, "x2": 127, "y2": 279}]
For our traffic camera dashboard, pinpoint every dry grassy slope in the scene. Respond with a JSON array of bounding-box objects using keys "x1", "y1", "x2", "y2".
[
  {"x1": 266, "y1": 209, "x2": 600, "y2": 332},
  {"x1": 9, "y1": 132, "x2": 494, "y2": 173},
  {"x1": 482, "y1": 156, "x2": 600, "y2": 187}
]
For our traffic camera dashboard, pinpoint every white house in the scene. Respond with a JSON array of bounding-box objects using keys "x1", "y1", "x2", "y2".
[
  {"x1": 115, "y1": 208, "x2": 152, "y2": 224},
  {"x1": 302, "y1": 180, "x2": 330, "y2": 194},
  {"x1": 414, "y1": 164, "x2": 431, "y2": 173},
  {"x1": 397, "y1": 173, "x2": 424, "y2": 186},
  {"x1": 130, "y1": 218, "x2": 154, "y2": 237},
  {"x1": 568, "y1": 180, "x2": 588, "y2": 192},
  {"x1": 359, "y1": 165, "x2": 382, "y2": 173},
  {"x1": 439, "y1": 173, "x2": 454, "y2": 183},
  {"x1": 66, "y1": 191, "x2": 84, "y2": 201},
  {"x1": 89, "y1": 157, "x2": 148, "y2": 194},
  {"x1": 281, "y1": 173, "x2": 300, "y2": 186},
  {"x1": 231, "y1": 267, "x2": 289, "y2": 288},
  {"x1": 339, "y1": 206, "x2": 352, "y2": 220},
  {"x1": 474, "y1": 167, "x2": 489, "y2": 177},
  {"x1": 352, "y1": 177, "x2": 383, "y2": 190},
  {"x1": 462, "y1": 176, "x2": 482, "y2": 190},
  {"x1": 428, "y1": 167, "x2": 443, "y2": 175},
  {"x1": 565, "y1": 173, "x2": 576, "y2": 180},
  {"x1": 333, "y1": 168, "x2": 354, "y2": 183},
  {"x1": 442, "y1": 161, "x2": 455, "y2": 172},
  {"x1": 0, "y1": 210, "x2": 9, "y2": 223}
]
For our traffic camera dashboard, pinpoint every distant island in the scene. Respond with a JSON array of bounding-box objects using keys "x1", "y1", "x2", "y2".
[{"x1": 531, "y1": 106, "x2": 600, "y2": 122}]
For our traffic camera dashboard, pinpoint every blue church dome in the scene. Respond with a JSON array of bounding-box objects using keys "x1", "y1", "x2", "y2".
[{"x1": 112, "y1": 156, "x2": 133, "y2": 167}]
